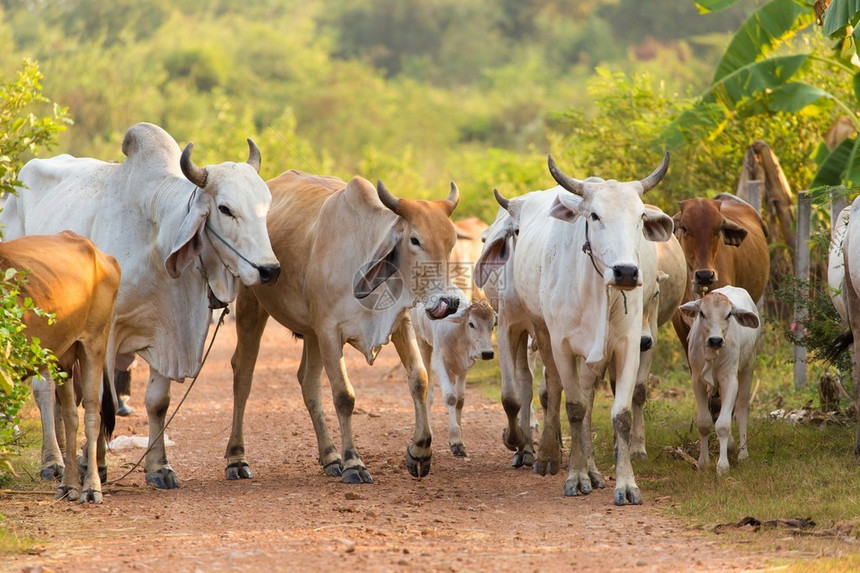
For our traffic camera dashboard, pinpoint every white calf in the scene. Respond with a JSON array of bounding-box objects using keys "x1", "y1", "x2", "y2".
[
  {"x1": 678, "y1": 285, "x2": 761, "y2": 475},
  {"x1": 413, "y1": 298, "x2": 496, "y2": 457}
]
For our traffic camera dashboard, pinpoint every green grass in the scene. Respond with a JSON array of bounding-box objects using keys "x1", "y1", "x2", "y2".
[
  {"x1": 467, "y1": 321, "x2": 860, "y2": 537},
  {"x1": 0, "y1": 417, "x2": 48, "y2": 556}
]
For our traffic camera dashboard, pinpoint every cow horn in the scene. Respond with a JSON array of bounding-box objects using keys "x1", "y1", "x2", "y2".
[
  {"x1": 547, "y1": 155, "x2": 584, "y2": 197},
  {"x1": 377, "y1": 179, "x2": 400, "y2": 212},
  {"x1": 493, "y1": 188, "x2": 510, "y2": 210},
  {"x1": 181, "y1": 142, "x2": 208, "y2": 188},
  {"x1": 639, "y1": 152, "x2": 670, "y2": 193},
  {"x1": 247, "y1": 138, "x2": 261, "y2": 173},
  {"x1": 446, "y1": 182, "x2": 460, "y2": 213}
]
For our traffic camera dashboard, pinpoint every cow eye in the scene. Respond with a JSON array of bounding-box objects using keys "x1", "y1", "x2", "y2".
[
  {"x1": 590, "y1": 213, "x2": 600, "y2": 222},
  {"x1": 468, "y1": 321, "x2": 475, "y2": 329},
  {"x1": 410, "y1": 237, "x2": 421, "y2": 247},
  {"x1": 699, "y1": 310, "x2": 705, "y2": 318},
  {"x1": 679, "y1": 226, "x2": 687, "y2": 233},
  {"x1": 218, "y1": 205, "x2": 235, "y2": 218}
]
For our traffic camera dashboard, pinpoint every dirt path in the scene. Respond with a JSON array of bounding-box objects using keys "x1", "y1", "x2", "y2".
[{"x1": 3, "y1": 320, "x2": 793, "y2": 572}]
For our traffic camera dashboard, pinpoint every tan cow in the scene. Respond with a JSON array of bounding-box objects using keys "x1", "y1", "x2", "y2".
[
  {"x1": 1, "y1": 231, "x2": 120, "y2": 503},
  {"x1": 227, "y1": 170, "x2": 460, "y2": 484},
  {"x1": 671, "y1": 194, "x2": 769, "y2": 355},
  {"x1": 450, "y1": 217, "x2": 489, "y2": 302}
]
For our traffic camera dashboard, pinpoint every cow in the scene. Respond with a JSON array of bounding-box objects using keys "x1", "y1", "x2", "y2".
[
  {"x1": 450, "y1": 217, "x2": 489, "y2": 302},
  {"x1": 225, "y1": 170, "x2": 460, "y2": 484},
  {"x1": 671, "y1": 194, "x2": 769, "y2": 355},
  {"x1": 412, "y1": 294, "x2": 496, "y2": 457},
  {"x1": 678, "y1": 286, "x2": 761, "y2": 474},
  {"x1": 0, "y1": 122, "x2": 280, "y2": 489},
  {"x1": 477, "y1": 154, "x2": 674, "y2": 504},
  {"x1": 1, "y1": 231, "x2": 121, "y2": 502},
  {"x1": 828, "y1": 204, "x2": 851, "y2": 323}
]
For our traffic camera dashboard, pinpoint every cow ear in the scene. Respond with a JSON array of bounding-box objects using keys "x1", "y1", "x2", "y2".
[
  {"x1": 643, "y1": 207, "x2": 674, "y2": 242},
  {"x1": 721, "y1": 219, "x2": 748, "y2": 247},
  {"x1": 354, "y1": 227, "x2": 401, "y2": 299},
  {"x1": 731, "y1": 307, "x2": 760, "y2": 329},
  {"x1": 165, "y1": 203, "x2": 208, "y2": 278},
  {"x1": 475, "y1": 234, "x2": 510, "y2": 288},
  {"x1": 678, "y1": 301, "x2": 700, "y2": 327},
  {"x1": 549, "y1": 193, "x2": 585, "y2": 223}
]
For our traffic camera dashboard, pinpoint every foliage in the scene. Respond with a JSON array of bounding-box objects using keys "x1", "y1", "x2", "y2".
[
  {"x1": 0, "y1": 59, "x2": 70, "y2": 198},
  {"x1": 0, "y1": 269, "x2": 63, "y2": 476}
]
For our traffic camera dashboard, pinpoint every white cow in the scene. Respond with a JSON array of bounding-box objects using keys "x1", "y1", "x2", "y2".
[
  {"x1": 477, "y1": 155, "x2": 673, "y2": 504},
  {"x1": 828, "y1": 204, "x2": 851, "y2": 323},
  {"x1": 413, "y1": 294, "x2": 496, "y2": 457},
  {"x1": 0, "y1": 122, "x2": 280, "y2": 488},
  {"x1": 678, "y1": 286, "x2": 761, "y2": 475}
]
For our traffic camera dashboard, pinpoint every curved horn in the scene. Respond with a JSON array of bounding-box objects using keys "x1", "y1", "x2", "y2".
[
  {"x1": 547, "y1": 155, "x2": 584, "y2": 197},
  {"x1": 446, "y1": 181, "x2": 460, "y2": 211},
  {"x1": 377, "y1": 179, "x2": 400, "y2": 213},
  {"x1": 180, "y1": 142, "x2": 208, "y2": 188},
  {"x1": 493, "y1": 188, "x2": 510, "y2": 210},
  {"x1": 639, "y1": 151, "x2": 670, "y2": 193},
  {"x1": 246, "y1": 138, "x2": 261, "y2": 173}
]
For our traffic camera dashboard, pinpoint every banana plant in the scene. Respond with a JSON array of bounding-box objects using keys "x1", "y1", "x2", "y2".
[{"x1": 670, "y1": 0, "x2": 860, "y2": 191}]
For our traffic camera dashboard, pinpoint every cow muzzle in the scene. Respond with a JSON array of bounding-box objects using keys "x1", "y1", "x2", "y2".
[
  {"x1": 694, "y1": 269, "x2": 716, "y2": 292},
  {"x1": 480, "y1": 350, "x2": 495, "y2": 361},
  {"x1": 640, "y1": 335, "x2": 653, "y2": 352},
  {"x1": 258, "y1": 264, "x2": 281, "y2": 285},
  {"x1": 707, "y1": 336, "x2": 724, "y2": 349},
  {"x1": 611, "y1": 265, "x2": 640, "y2": 288},
  {"x1": 426, "y1": 295, "x2": 460, "y2": 320}
]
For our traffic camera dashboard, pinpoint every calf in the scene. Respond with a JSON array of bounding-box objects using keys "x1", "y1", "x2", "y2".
[
  {"x1": 413, "y1": 297, "x2": 496, "y2": 457},
  {"x1": 1, "y1": 231, "x2": 121, "y2": 502},
  {"x1": 678, "y1": 286, "x2": 761, "y2": 475}
]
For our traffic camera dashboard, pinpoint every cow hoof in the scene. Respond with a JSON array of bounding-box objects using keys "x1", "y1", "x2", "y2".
[
  {"x1": 225, "y1": 461, "x2": 252, "y2": 480},
  {"x1": 80, "y1": 489, "x2": 103, "y2": 504},
  {"x1": 450, "y1": 444, "x2": 467, "y2": 457},
  {"x1": 512, "y1": 449, "x2": 533, "y2": 468},
  {"x1": 342, "y1": 466, "x2": 373, "y2": 484},
  {"x1": 40, "y1": 464, "x2": 63, "y2": 481},
  {"x1": 54, "y1": 485, "x2": 80, "y2": 501},
  {"x1": 406, "y1": 447, "x2": 431, "y2": 478},
  {"x1": 588, "y1": 469, "x2": 606, "y2": 489},
  {"x1": 614, "y1": 486, "x2": 642, "y2": 506},
  {"x1": 322, "y1": 459, "x2": 343, "y2": 477},
  {"x1": 146, "y1": 468, "x2": 179, "y2": 489},
  {"x1": 564, "y1": 475, "x2": 592, "y2": 497},
  {"x1": 502, "y1": 427, "x2": 524, "y2": 451},
  {"x1": 631, "y1": 450, "x2": 648, "y2": 459},
  {"x1": 116, "y1": 403, "x2": 134, "y2": 417},
  {"x1": 533, "y1": 459, "x2": 559, "y2": 476},
  {"x1": 76, "y1": 456, "x2": 107, "y2": 483}
]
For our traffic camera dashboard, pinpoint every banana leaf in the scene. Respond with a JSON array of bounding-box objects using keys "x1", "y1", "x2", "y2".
[
  {"x1": 695, "y1": 0, "x2": 741, "y2": 13},
  {"x1": 822, "y1": 0, "x2": 860, "y2": 37}
]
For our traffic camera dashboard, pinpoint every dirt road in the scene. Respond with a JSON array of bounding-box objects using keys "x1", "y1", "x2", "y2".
[{"x1": 3, "y1": 319, "x2": 791, "y2": 571}]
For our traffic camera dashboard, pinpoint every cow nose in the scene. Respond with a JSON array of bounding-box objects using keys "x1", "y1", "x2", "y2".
[
  {"x1": 707, "y1": 336, "x2": 724, "y2": 348},
  {"x1": 481, "y1": 350, "x2": 495, "y2": 360},
  {"x1": 258, "y1": 264, "x2": 281, "y2": 284},
  {"x1": 640, "y1": 336, "x2": 653, "y2": 352},
  {"x1": 695, "y1": 270, "x2": 716, "y2": 285},
  {"x1": 612, "y1": 265, "x2": 638, "y2": 286}
]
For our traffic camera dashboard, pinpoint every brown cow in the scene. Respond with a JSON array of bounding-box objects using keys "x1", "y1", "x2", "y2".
[
  {"x1": 1, "y1": 231, "x2": 121, "y2": 503},
  {"x1": 671, "y1": 194, "x2": 769, "y2": 354},
  {"x1": 450, "y1": 217, "x2": 489, "y2": 302}
]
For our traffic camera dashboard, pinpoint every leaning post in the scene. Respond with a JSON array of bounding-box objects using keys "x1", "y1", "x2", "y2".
[{"x1": 793, "y1": 191, "x2": 811, "y2": 389}]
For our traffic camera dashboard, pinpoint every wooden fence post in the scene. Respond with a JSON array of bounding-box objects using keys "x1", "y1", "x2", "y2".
[{"x1": 794, "y1": 191, "x2": 811, "y2": 389}]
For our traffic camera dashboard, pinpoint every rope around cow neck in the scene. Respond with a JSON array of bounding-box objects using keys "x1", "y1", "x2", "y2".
[{"x1": 103, "y1": 306, "x2": 230, "y2": 487}]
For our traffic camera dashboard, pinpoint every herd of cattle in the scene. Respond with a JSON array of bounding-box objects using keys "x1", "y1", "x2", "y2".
[{"x1": 3, "y1": 121, "x2": 848, "y2": 507}]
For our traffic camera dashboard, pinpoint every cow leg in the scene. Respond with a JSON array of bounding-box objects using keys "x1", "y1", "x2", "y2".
[
  {"x1": 714, "y1": 374, "x2": 739, "y2": 476},
  {"x1": 692, "y1": 376, "x2": 712, "y2": 471},
  {"x1": 54, "y1": 375, "x2": 80, "y2": 501},
  {"x1": 144, "y1": 371, "x2": 178, "y2": 489},
  {"x1": 32, "y1": 375, "x2": 64, "y2": 480},
  {"x1": 299, "y1": 336, "x2": 343, "y2": 477},
  {"x1": 78, "y1": 354, "x2": 105, "y2": 503},
  {"x1": 225, "y1": 294, "x2": 270, "y2": 480},
  {"x1": 631, "y1": 346, "x2": 653, "y2": 459},
  {"x1": 391, "y1": 319, "x2": 433, "y2": 479},
  {"x1": 735, "y1": 367, "x2": 753, "y2": 463},
  {"x1": 453, "y1": 373, "x2": 467, "y2": 457},
  {"x1": 579, "y1": 365, "x2": 606, "y2": 490},
  {"x1": 317, "y1": 334, "x2": 373, "y2": 484},
  {"x1": 532, "y1": 329, "x2": 562, "y2": 477},
  {"x1": 434, "y1": 354, "x2": 465, "y2": 457},
  {"x1": 499, "y1": 326, "x2": 532, "y2": 467},
  {"x1": 610, "y1": 340, "x2": 642, "y2": 505}
]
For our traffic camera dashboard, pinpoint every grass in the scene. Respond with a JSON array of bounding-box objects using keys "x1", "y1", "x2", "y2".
[
  {"x1": 467, "y1": 320, "x2": 860, "y2": 563},
  {"x1": 0, "y1": 417, "x2": 48, "y2": 557}
]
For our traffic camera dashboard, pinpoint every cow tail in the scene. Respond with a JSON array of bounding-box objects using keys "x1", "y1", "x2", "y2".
[
  {"x1": 824, "y1": 330, "x2": 854, "y2": 364},
  {"x1": 101, "y1": 369, "x2": 117, "y2": 443}
]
